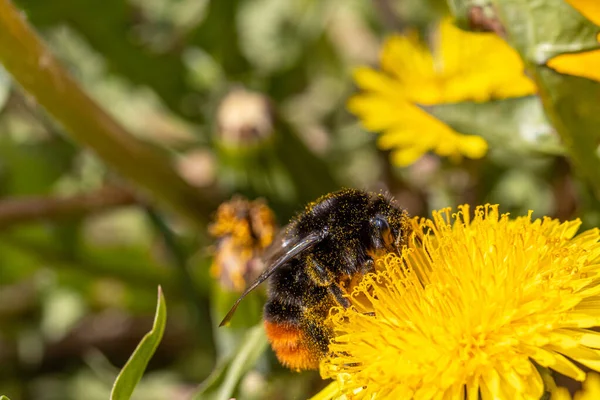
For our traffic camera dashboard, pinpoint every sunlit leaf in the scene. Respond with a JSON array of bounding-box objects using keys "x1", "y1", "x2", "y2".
[
  {"x1": 110, "y1": 286, "x2": 167, "y2": 400},
  {"x1": 458, "y1": 0, "x2": 600, "y2": 198},
  {"x1": 427, "y1": 96, "x2": 562, "y2": 157},
  {"x1": 545, "y1": 0, "x2": 600, "y2": 82},
  {"x1": 493, "y1": 0, "x2": 600, "y2": 63}
]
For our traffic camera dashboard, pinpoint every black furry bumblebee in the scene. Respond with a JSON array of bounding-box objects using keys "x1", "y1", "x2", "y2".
[{"x1": 219, "y1": 188, "x2": 409, "y2": 370}]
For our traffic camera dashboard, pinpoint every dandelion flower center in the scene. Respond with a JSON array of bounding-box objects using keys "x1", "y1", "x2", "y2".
[{"x1": 319, "y1": 205, "x2": 600, "y2": 400}]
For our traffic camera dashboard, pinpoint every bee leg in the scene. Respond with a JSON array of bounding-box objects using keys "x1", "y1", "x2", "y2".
[
  {"x1": 306, "y1": 256, "x2": 351, "y2": 308},
  {"x1": 330, "y1": 285, "x2": 374, "y2": 316},
  {"x1": 328, "y1": 283, "x2": 350, "y2": 308},
  {"x1": 305, "y1": 255, "x2": 333, "y2": 286}
]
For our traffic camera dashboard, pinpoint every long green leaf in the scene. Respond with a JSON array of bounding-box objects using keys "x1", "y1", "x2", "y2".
[
  {"x1": 110, "y1": 286, "x2": 167, "y2": 400},
  {"x1": 1, "y1": 396, "x2": 12, "y2": 400}
]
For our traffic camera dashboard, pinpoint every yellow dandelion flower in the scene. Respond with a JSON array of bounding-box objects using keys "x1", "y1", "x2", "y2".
[
  {"x1": 316, "y1": 205, "x2": 600, "y2": 399},
  {"x1": 552, "y1": 373, "x2": 600, "y2": 400},
  {"x1": 349, "y1": 18, "x2": 537, "y2": 166},
  {"x1": 547, "y1": 0, "x2": 600, "y2": 82}
]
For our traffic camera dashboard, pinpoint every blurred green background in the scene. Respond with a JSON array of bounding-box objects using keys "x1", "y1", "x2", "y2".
[{"x1": 0, "y1": 0, "x2": 599, "y2": 399}]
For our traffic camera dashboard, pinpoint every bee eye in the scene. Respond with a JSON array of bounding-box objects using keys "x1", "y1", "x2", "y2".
[
  {"x1": 372, "y1": 216, "x2": 390, "y2": 233},
  {"x1": 371, "y1": 216, "x2": 394, "y2": 249}
]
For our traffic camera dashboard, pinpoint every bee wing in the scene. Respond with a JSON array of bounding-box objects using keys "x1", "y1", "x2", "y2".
[
  {"x1": 260, "y1": 225, "x2": 294, "y2": 265},
  {"x1": 219, "y1": 230, "x2": 324, "y2": 327}
]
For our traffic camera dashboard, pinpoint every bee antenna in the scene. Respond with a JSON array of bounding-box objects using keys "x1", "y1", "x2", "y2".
[{"x1": 219, "y1": 299, "x2": 243, "y2": 327}]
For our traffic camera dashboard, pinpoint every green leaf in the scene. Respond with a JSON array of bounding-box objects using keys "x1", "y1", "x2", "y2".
[
  {"x1": 487, "y1": 0, "x2": 600, "y2": 198},
  {"x1": 426, "y1": 96, "x2": 563, "y2": 157},
  {"x1": 193, "y1": 324, "x2": 269, "y2": 400},
  {"x1": 493, "y1": 0, "x2": 600, "y2": 63},
  {"x1": 1, "y1": 396, "x2": 12, "y2": 400},
  {"x1": 450, "y1": 0, "x2": 600, "y2": 62},
  {"x1": 110, "y1": 286, "x2": 167, "y2": 400}
]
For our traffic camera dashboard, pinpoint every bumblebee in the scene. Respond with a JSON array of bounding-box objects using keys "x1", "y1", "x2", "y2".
[{"x1": 220, "y1": 188, "x2": 409, "y2": 370}]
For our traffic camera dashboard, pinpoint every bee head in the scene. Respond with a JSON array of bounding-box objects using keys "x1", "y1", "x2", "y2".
[{"x1": 367, "y1": 195, "x2": 409, "y2": 255}]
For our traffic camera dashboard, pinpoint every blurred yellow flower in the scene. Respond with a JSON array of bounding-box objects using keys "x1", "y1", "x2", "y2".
[
  {"x1": 316, "y1": 205, "x2": 600, "y2": 399},
  {"x1": 552, "y1": 373, "x2": 600, "y2": 400},
  {"x1": 547, "y1": 0, "x2": 600, "y2": 82},
  {"x1": 349, "y1": 19, "x2": 537, "y2": 167},
  {"x1": 209, "y1": 197, "x2": 276, "y2": 291}
]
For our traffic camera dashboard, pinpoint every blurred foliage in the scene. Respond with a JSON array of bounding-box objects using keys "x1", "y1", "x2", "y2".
[{"x1": 0, "y1": 0, "x2": 599, "y2": 399}]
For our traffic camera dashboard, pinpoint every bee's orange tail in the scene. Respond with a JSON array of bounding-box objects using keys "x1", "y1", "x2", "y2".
[{"x1": 264, "y1": 321, "x2": 320, "y2": 371}]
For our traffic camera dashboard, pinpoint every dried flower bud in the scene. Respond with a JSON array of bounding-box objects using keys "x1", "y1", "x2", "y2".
[{"x1": 209, "y1": 196, "x2": 277, "y2": 292}]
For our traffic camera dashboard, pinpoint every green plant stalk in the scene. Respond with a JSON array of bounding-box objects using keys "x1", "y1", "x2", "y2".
[
  {"x1": 0, "y1": 0, "x2": 216, "y2": 227},
  {"x1": 145, "y1": 207, "x2": 213, "y2": 341},
  {"x1": 192, "y1": 324, "x2": 268, "y2": 400},
  {"x1": 215, "y1": 325, "x2": 267, "y2": 400}
]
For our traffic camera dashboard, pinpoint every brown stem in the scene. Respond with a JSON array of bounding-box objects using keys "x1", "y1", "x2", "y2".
[{"x1": 0, "y1": 185, "x2": 138, "y2": 229}]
